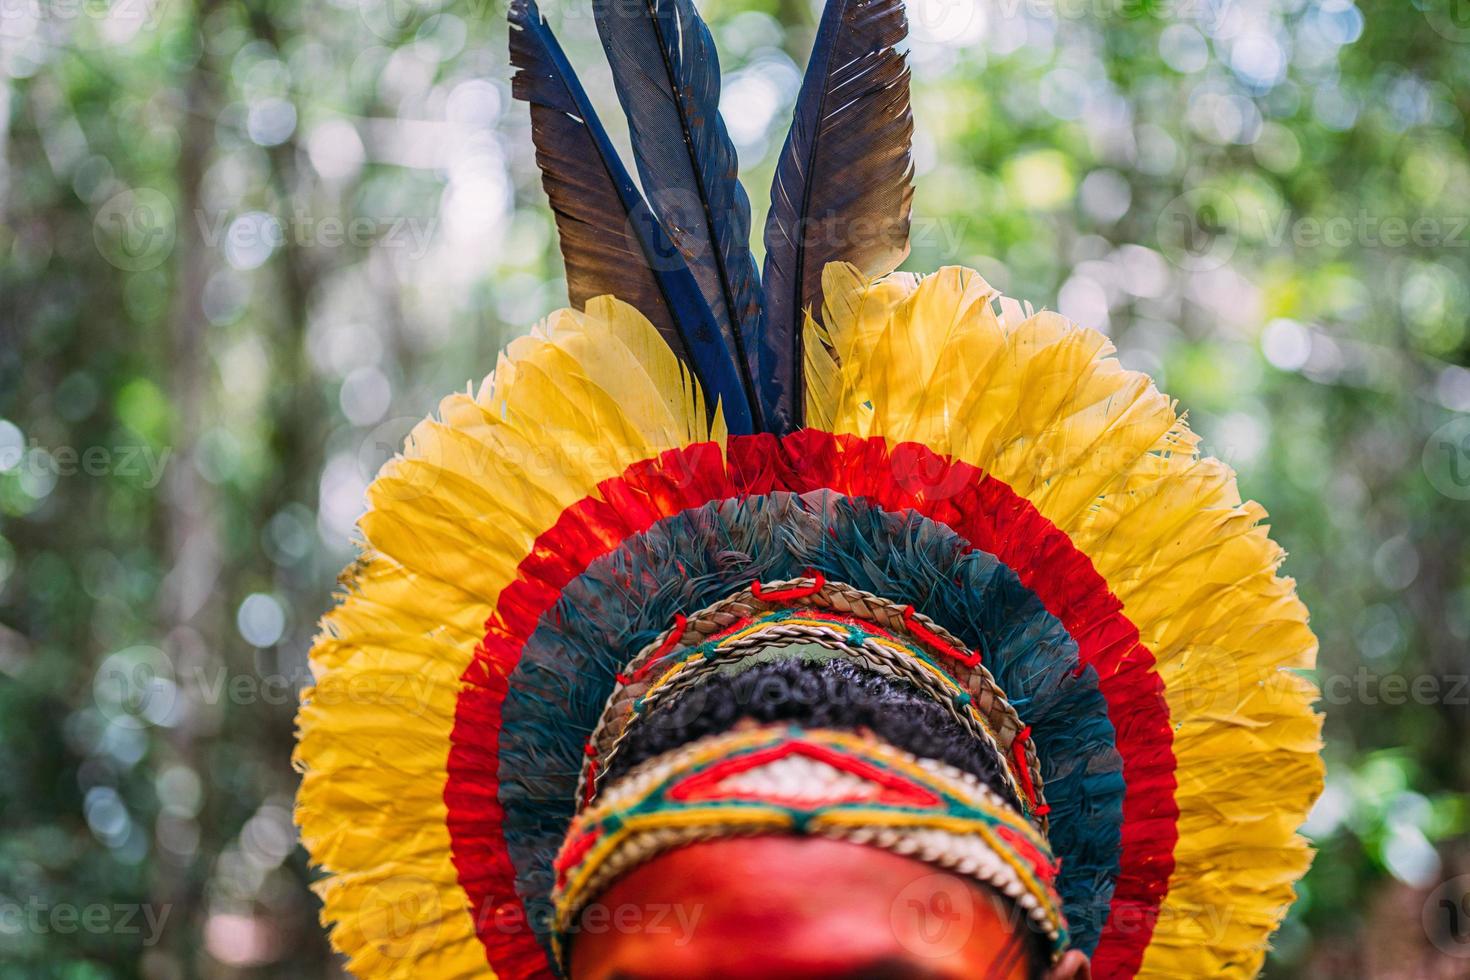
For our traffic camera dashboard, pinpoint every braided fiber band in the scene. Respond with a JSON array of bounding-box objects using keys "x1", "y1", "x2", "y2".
[
  {"x1": 551, "y1": 726, "x2": 1068, "y2": 971},
  {"x1": 595, "y1": 610, "x2": 1029, "y2": 813},
  {"x1": 579, "y1": 577, "x2": 1048, "y2": 823}
]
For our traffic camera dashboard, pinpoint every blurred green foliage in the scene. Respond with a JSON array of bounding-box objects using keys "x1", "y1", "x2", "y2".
[{"x1": 1, "y1": 0, "x2": 1468, "y2": 975}]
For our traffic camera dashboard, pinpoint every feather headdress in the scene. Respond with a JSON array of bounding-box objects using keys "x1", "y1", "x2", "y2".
[{"x1": 294, "y1": 2, "x2": 1323, "y2": 978}]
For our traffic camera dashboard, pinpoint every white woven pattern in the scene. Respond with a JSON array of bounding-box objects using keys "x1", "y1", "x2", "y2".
[{"x1": 552, "y1": 726, "x2": 1065, "y2": 973}]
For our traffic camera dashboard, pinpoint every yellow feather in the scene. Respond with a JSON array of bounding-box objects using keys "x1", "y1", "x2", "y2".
[
  {"x1": 806, "y1": 261, "x2": 1322, "y2": 980},
  {"x1": 302, "y1": 258, "x2": 1319, "y2": 980},
  {"x1": 294, "y1": 299, "x2": 717, "y2": 979},
  {"x1": 802, "y1": 309, "x2": 842, "y2": 433}
]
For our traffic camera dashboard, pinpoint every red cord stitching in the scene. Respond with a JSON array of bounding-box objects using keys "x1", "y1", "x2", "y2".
[
  {"x1": 1011, "y1": 725, "x2": 1050, "y2": 816},
  {"x1": 902, "y1": 605, "x2": 982, "y2": 668},
  {"x1": 750, "y1": 573, "x2": 826, "y2": 602},
  {"x1": 627, "y1": 613, "x2": 688, "y2": 682},
  {"x1": 554, "y1": 827, "x2": 600, "y2": 883}
]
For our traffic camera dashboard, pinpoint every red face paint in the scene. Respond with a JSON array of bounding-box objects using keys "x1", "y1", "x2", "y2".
[{"x1": 567, "y1": 837, "x2": 1038, "y2": 980}]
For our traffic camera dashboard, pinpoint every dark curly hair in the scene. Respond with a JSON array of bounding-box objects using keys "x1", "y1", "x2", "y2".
[
  {"x1": 604, "y1": 656, "x2": 1023, "y2": 813},
  {"x1": 604, "y1": 656, "x2": 1050, "y2": 979}
]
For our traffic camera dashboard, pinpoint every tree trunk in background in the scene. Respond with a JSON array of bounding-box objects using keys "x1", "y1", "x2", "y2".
[{"x1": 152, "y1": 0, "x2": 225, "y2": 970}]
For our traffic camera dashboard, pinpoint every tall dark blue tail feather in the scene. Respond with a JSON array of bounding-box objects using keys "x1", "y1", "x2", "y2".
[
  {"x1": 510, "y1": 0, "x2": 915, "y2": 437},
  {"x1": 760, "y1": 0, "x2": 914, "y2": 433},
  {"x1": 592, "y1": 0, "x2": 767, "y2": 430},
  {"x1": 509, "y1": 0, "x2": 755, "y2": 433}
]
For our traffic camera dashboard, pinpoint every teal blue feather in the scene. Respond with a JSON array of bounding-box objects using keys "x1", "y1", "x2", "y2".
[{"x1": 499, "y1": 492, "x2": 1123, "y2": 958}]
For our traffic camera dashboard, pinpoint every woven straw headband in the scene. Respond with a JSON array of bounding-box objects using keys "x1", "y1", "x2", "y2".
[
  {"x1": 578, "y1": 576, "x2": 1050, "y2": 827},
  {"x1": 551, "y1": 725, "x2": 1068, "y2": 971}
]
